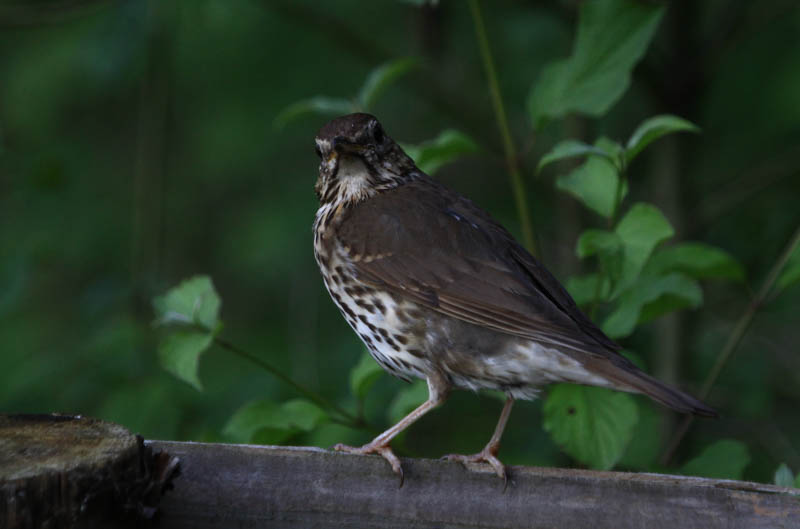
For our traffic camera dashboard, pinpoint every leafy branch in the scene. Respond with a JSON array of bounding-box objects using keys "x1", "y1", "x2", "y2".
[
  {"x1": 152, "y1": 276, "x2": 371, "y2": 440},
  {"x1": 536, "y1": 112, "x2": 735, "y2": 471},
  {"x1": 537, "y1": 114, "x2": 726, "y2": 343}
]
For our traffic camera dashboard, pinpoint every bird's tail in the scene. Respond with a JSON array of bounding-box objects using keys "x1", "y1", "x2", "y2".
[
  {"x1": 621, "y1": 370, "x2": 717, "y2": 417},
  {"x1": 583, "y1": 356, "x2": 718, "y2": 418}
]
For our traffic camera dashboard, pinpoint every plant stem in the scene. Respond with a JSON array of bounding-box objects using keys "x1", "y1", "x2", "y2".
[
  {"x1": 468, "y1": 0, "x2": 538, "y2": 256},
  {"x1": 660, "y1": 224, "x2": 800, "y2": 465},
  {"x1": 610, "y1": 159, "x2": 628, "y2": 226},
  {"x1": 213, "y1": 337, "x2": 363, "y2": 427}
]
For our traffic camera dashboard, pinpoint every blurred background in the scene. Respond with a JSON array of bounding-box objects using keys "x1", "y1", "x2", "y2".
[{"x1": 1, "y1": 0, "x2": 799, "y2": 483}]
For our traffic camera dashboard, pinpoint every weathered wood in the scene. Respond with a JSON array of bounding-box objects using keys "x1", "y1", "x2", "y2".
[
  {"x1": 0, "y1": 414, "x2": 179, "y2": 529},
  {"x1": 149, "y1": 440, "x2": 800, "y2": 529}
]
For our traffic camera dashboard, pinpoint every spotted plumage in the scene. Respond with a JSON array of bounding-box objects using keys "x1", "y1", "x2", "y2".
[{"x1": 312, "y1": 113, "x2": 716, "y2": 484}]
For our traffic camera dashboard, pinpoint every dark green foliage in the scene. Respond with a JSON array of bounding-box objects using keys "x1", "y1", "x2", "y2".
[{"x1": 2, "y1": 0, "x2": 799, "y2": 485}]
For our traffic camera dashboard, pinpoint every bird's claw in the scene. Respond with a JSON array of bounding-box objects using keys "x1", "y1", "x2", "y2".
[
  {"x1": 333, "y1": 442, "x2": 405, "y2": 487},
  {"x1": 442, "y1": 448, "x2": 508, "y2": 491}
]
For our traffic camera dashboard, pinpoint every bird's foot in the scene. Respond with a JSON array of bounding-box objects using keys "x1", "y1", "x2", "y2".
[
  {"x1": 442, "y1": 445, "x2": 508, "y2": 490},
  {"x1": 333, "y1": 442, "x2": 404, "y2": 487}
]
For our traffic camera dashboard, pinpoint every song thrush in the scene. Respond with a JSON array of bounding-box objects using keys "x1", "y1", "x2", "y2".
[{"x1": 312, "y1": 113, "x2": 716, "y2": 485}]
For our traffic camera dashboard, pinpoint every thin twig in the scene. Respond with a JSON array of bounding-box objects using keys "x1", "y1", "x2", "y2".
[
  {"x1": 660, "y1": 224, "x2": 800, "y2": 465},
  {"x1": 213, "y1": 337, "x2": 363, "y2": 427},
  {"x1": 468, "y1": 0, "x2": 538, "y2": 256}
]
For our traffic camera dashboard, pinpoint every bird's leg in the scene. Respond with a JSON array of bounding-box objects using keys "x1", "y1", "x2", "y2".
[
  {"x1": 443, "y1": 397, "x2": 514, "y2": 485},
  {"x1": 334, "y1": 374, "x2": 449, "y2": 486}
]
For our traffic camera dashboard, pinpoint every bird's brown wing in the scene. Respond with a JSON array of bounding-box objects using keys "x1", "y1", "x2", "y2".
[
  {"x1": 337, "y1": 178, "x2": 718, "y2": 417},
  {"x1": 336, "y1": 178, "x2": 618, "y2": 357}
]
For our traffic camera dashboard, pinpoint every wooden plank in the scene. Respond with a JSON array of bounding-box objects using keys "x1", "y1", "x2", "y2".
[{"x1": 148, "y1": 441, "x2": 800, "y2": 529}]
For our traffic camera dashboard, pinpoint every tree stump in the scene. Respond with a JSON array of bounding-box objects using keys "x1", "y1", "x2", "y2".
[{"x1": 0, "y1": 414, "x2": 179, "y2": 529}]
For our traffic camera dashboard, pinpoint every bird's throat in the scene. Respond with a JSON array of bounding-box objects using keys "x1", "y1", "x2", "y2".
[{"x1": 334, "y1": 155, "x2": 376, "y2": 205}]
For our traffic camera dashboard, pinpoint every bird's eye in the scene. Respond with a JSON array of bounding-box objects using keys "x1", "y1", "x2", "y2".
[
  {"x1": 314, "y1": 143, "x2": 322, "y2": 158},
  {"x1": 373, "y1": 124, "x2": 385, "y2": 144}
]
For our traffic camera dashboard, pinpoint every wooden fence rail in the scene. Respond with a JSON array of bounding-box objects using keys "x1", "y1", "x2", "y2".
[{"x1": 149, "y1": 441, "x2": 800, "y2": 529}]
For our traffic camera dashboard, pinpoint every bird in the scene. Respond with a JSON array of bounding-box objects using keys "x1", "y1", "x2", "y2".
[{"x1": 312, "y1": 113, "x2": 716, "y2": 485}]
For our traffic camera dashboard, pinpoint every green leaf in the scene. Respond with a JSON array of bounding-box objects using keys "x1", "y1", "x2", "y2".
[
  {"x1": 565, "y1": 273, "x2": 610, "y2": 306},
  {"x1": 645, "y1": 243, "x2": 745, "y2": 281},
  {"x1": 680, "y1": 440, "x2": 750, "y2": 480},
  {"x1": 273, "y1": 96, "x2": 355, "y2": 129},
  {"x1": 537, "y1": 139, "x2": 613, "y2": 173},
  {"x1": 595, "y1": 136, "x2": 625, "y2": 161},
  {"x1": 223, "y1": 399, "x2": 281, "y2": 442},
  {"x1": 527, "y1": 0, "x2": 664, "y2": 128},
  {"x1": 618, "y1": 399, "x2": 661, "y2": 470},
  {"x1": 358, "y1": 58, "x2": 418, "y2": 110},
  {"x1": 637, "y1": 281, "x2": 703, "y2": 323},
  {"x1": 796, "y1": 473, "x2": 800, "y2": 489},
  {"x1": 577, "y1": 229, "x2": 622, "y2": 258},
  {"x1": 282, "y1": 399, "x2": 329, "y2": 431},
  {"x1": 153, "y1": 275, "x2": 221, "y2": 331},
  {"x1": 153, "y1": 276, "x2": 222, "y2": 390},
  {"x1": 602, "y1": 273, "x2": 702, "y2": 339},
  {"x1": 402, "y1": 129, "x2": 478, "y2": 175},
  {"x1": 388, "y1": 380, "x2": 428, "y2": 424},
  {"x1": 349, "y1": 351, "x2": 384, "y2": 400},
  {"x1": 625, "y1": 114, "x2": 700, "y2": 163},
  {"x1": 543, "y1": 384, "x2": 638, "y2": 470},
  {"x1": 223, "y1": 398, "x2": 328, "y2": 444},
  {"x1": 776, "y1": 244, "x2": 800, "y2": 292},
  {"x1": 157, "y1": 330, "x2": 212, "y2": 391},
  {"x1": 611, "y1": 203, "x2": 674, "y2": 297},
  {"x1": 576, "y1": 229, "x2": 623, "y2": 284},
  {"x1": 774, "y1": 463, "x2": 796, "y2": 488},
  {"x1": 556, "y1": 137, "x2": 626, "y2": 218}
]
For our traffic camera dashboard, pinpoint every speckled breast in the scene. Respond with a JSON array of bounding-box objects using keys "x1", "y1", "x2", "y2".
[
  {"x1": 313, "y1": 205, "x2": 431, "y2": 382},
  {"x1": 312, "y1": 204, "x2": 602, "y2": 401}
]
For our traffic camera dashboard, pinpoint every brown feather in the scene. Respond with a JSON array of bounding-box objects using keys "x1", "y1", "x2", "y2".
[
  {"x1": 337, "y1": 178, "x2": 614, "y2": 356},
  {"x1": 337, "y1": 177, "x2": 718, "y2": 417}
]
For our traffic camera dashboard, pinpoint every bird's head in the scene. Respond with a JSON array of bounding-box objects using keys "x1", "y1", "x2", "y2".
[{"x1": 314, "y1": 113, "x2": 418, "y2": 206}]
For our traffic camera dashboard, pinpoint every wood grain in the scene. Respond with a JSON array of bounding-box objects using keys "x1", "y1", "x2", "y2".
[
  {"x1": 149, "y1": 441, "x2": 800, "y2": 529},
  {"x1": 1, "y1": 414, "x2": 178, "y2": 529}
]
